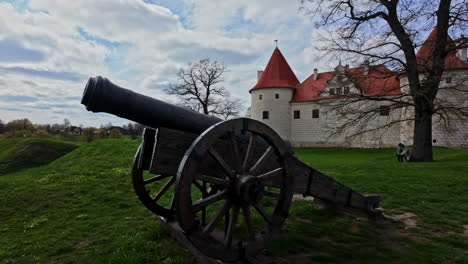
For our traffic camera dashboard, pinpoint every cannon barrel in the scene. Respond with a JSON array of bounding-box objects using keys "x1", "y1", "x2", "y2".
[{"x1": 81, "y1": 76, "x2": 222, "y2": 134}]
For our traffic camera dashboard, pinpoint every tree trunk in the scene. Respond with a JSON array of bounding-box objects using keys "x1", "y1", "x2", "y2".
[{"x1": 410, "y1": 102, "x2": 434, "y2": 162}]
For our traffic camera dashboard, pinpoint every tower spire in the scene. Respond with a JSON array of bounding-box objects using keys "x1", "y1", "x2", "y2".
[{"x1": 274, "y1": 39, "x2": 278, "y2": 47}]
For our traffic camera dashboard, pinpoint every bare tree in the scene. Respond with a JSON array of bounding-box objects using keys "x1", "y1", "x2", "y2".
[
  {"x1": 0, "y1": 119, "x2": 5, "y2": 134},
  {"x1": 300, "y1": 0, "x2": 468, "y2": 161},
  {"x1": 165, "y1": 58, "x2": 242, "y2": 119}
]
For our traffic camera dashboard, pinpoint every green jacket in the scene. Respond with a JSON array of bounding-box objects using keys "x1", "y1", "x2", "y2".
[{"x1": 396, "y1": 145, "x2": 404, "y2": 155}]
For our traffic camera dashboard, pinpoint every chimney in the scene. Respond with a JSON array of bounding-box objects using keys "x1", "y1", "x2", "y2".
[
  {"x1": 257, "y1": 70, "x2": 264, "y2": 81},
  {"x1": 363, "y1": 60, "x2": 369, "y2": 75},
  {"x1": 313, "y1": 68, "x2": 318, "y2": 81}
]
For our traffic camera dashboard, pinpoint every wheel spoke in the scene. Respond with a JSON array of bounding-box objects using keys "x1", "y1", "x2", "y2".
[
  {"x1": 152, "y1": 176, "x2": 175, "y2": 202},
  {"x1": 192, "y1": 189, "x2": 227, "y2": 213},
  {"x1": 224, "y1": 206, "x2": 239, "y2": 248},
  {"x1": 169, "y1": 193, "x2": 175, "y2": 210},
  {"x1": 144, "y1": 174, "x2": 171, "y2": 185},
  {"x1": 193, "y1": 180, "x2": 207, "y2": 196},
  {"x1": 195, "y1": 174, "x2": 229, "y2": 186},
  {"x1": 203, "y1": 200, "x2": 231, "y2": 235},
  {"x1": 257, "y1": 167, "x2": 283, "y2": 183},
  {"x1": 242, "y1": 205, "x2": 255, "y2": 240},
  {"x1": 249, "y1": 146, "x2": 273, "y2": 174},
  {"x1": 202, "y1": 181, "x2": 207, "y2": 225},
  {"x1": 253, "y1": 203, "x2": 272, "y2": 225},
  {"x1": 263, "y1": 190, "x2": 280, "y2": 199},
  {"x1": 208, "y1": 147, "x2": 235, "y2": 178},
  {"x1": 242, "y1": 133, "x2": 256, "y2": 172},
  {"x1": 230, "y1": 132, "x2": 241, "y2": 172}
]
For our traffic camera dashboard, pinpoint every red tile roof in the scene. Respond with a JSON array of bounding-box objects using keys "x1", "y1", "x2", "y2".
[
  {"x1": 416, "y1": 28, "x2": 468, "y2": 71},
  {"x1": 252, "y1": 28, "x2": 466, "y2": 102},
  {"x1": 250, "y1": 48, "x2": 300, "y2": 91},
  {"x1": 292, "y1": 65, "x2": 400, "y2": 102}
]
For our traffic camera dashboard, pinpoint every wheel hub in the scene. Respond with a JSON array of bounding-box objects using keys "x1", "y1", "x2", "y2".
[{"x1": 233, "y1": 175, "x2": 264, "y2": 205}]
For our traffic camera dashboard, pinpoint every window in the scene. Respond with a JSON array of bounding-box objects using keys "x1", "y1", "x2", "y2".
[
  {"x1": 262, "y1": 111, "x2": 269, "y2": 119},
  {"x1": 337, "y1": 75, "x2": 343, "y2": 82},
  {"x1": 312, "y1": 109, "x2": 320, "y2": 118},
  {"x1": 293, "y1": 110, "x2": 300, "y2": 119},
  {"x1": 379, "y1": 106, "x2": 390, "y2": 116},
  {"x1": 336, "y1": 87, "x2": 343, "y2": 95},
  {"x1": 275, "y1": 93, "x2": 279, "y2": 99},
  {"x1": 329, "y1": 88, "x2": 336, "y2": 95},
  {"x1": 446, "y1": 77, "x2": 452, "y2": 83},
  {"x1": 259, "y1": 95, "x2": 263, "y2": 100},
  {"x1": 344, "y1": 87, "x2": 350, "y2": 95}
]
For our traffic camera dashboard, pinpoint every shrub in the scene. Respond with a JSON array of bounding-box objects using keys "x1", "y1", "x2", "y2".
[
  {"x1": 32, "y1": 130, "x2": 51, "y2": 138},
  {"x1": 109, "y1": 128, "x2": 122, "y2": 138},
  {"x1": 83, "y1": 128, "x2": 97, "y2": 142},
  {"x1": 96, "y1": 129, "x2": 107, "y2": 139},
  {"x1": 6, "y1": 130, "x2": 32, "y2": 138}
]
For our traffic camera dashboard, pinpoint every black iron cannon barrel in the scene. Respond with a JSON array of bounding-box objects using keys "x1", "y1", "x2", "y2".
[{"x1": 81, "y1": 76, "x2": 222, "y2": 134}]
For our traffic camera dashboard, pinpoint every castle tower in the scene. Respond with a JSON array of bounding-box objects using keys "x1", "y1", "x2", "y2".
[{"x1": 250, "y1": 48, "x2": 300, "y2": 140}]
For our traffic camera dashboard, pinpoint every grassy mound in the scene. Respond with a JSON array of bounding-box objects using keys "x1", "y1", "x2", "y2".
[
  {"x1": 0, "y1": 140, "x2": 467, "y2": 264},
  {"x1": 0, "y1": 138, "x2": 78, "y2": 175}
]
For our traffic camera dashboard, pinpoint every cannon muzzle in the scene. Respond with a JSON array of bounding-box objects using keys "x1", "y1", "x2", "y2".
[{"x1": 81, "y1": 76, "x2": 221, "y2": 134}]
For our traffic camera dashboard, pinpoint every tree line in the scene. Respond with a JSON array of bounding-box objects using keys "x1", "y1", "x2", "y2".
[{"x1": 0, "y1": 118, "x2": 146, "y2": 142}]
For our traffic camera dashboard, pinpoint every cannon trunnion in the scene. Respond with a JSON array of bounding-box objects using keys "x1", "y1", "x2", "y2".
[{"x1": 82, "y1": 76, "x2": 382, "y2": 263}]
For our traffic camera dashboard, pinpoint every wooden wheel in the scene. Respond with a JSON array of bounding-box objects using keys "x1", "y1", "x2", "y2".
[
  {"x1": 132, "y1": 144, "x2": 176, "y2": 219},
  {"x1": 174, "y1": 118, "x2": 294, "y2": 262}
]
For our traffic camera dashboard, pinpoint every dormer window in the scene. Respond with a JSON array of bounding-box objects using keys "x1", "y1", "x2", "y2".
[
  {"x1": 329, "y1": 88, "x2": 336, "y2": 95},
  {"x1": 336, "y1": 87, "x2": 343, "y2": 95}
]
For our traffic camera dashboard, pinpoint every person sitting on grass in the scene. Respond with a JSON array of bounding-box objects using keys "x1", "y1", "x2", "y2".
[
  {"x1": 396, "y1": 143, "x2": 405, "y2": 162},
  {"x1": 402, "y1": 145, "x2": 411, "y2": 161}
]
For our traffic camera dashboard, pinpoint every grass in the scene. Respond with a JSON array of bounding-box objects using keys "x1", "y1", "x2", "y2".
[
  {"x1": 0, "y1": 138, "x2": 467, "y2": 263},
  {"x1": 0, "y1": 138, "x2": 78, "y2": 175}
]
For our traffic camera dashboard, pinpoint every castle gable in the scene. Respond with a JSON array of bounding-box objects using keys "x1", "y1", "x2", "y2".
[{"x1": 292, "y1": 64, "x2": 400, "y2": 102}]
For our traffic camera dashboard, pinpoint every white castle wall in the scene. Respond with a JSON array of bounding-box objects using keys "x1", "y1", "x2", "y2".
[
  {"x1": 399, "y1": 69, "x2": 468, "y2": 148},
  {"x1": 289, "y1": 99, "x2": 402, "y2": 148},
  {"x1": 251, "y1": 88, "x2": 293, "y2": 140}
]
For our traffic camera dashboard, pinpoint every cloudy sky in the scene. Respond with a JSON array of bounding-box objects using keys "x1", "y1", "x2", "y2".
[{"x1": 0, "y1": 0, "x2": 341, "y2": 127}]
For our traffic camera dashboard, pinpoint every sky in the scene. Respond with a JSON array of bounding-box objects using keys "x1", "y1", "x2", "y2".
[{"x1": 0, "y1": 0, "x2": 366, "y2": 126}]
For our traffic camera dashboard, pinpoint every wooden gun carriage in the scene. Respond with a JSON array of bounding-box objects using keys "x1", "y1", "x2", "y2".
[{"x1": 82, "y1": 76, "x2": 382, "y2": 263}]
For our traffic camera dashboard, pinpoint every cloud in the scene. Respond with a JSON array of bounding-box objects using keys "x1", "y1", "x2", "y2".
[
  {"x1": 0, "y1": 66, "x2": 85, "y2": 81},
  {"x1": 0, "y1": 95, "x2": 38, "y2": 102},
  {"x1": 0, "y1": 39, "x2": 46, "y2": 62},
  {"x1": 0, "y1": 0, "x2": 328, "y2": 126}
]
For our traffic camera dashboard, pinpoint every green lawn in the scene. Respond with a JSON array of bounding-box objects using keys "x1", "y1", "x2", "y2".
[{"x1": 0, "y1": 138, "x2": 467, "y2": 264}]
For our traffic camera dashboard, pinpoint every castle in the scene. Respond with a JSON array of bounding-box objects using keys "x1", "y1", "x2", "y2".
[{"x1": 250, "y1": 29, "x2": 468, "y2": 148}]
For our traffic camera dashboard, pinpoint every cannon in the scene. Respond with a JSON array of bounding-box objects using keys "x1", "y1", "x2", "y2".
[{"x1": 82, "y1": 76, "x2": 382, "y2": 263}]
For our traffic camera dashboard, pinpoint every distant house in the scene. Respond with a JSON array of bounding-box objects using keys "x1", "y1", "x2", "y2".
[{"x1": 69, "y1": 126, "x2": 82, "y2": 135}]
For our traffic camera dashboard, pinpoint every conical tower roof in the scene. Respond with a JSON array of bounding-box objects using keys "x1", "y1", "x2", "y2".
[
  {"x1": 251, "y1": 48, "x2": 300, "y2": 91},
  {"x1": 416, "y1": 27, "x2": 467, "y2": 70}
]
